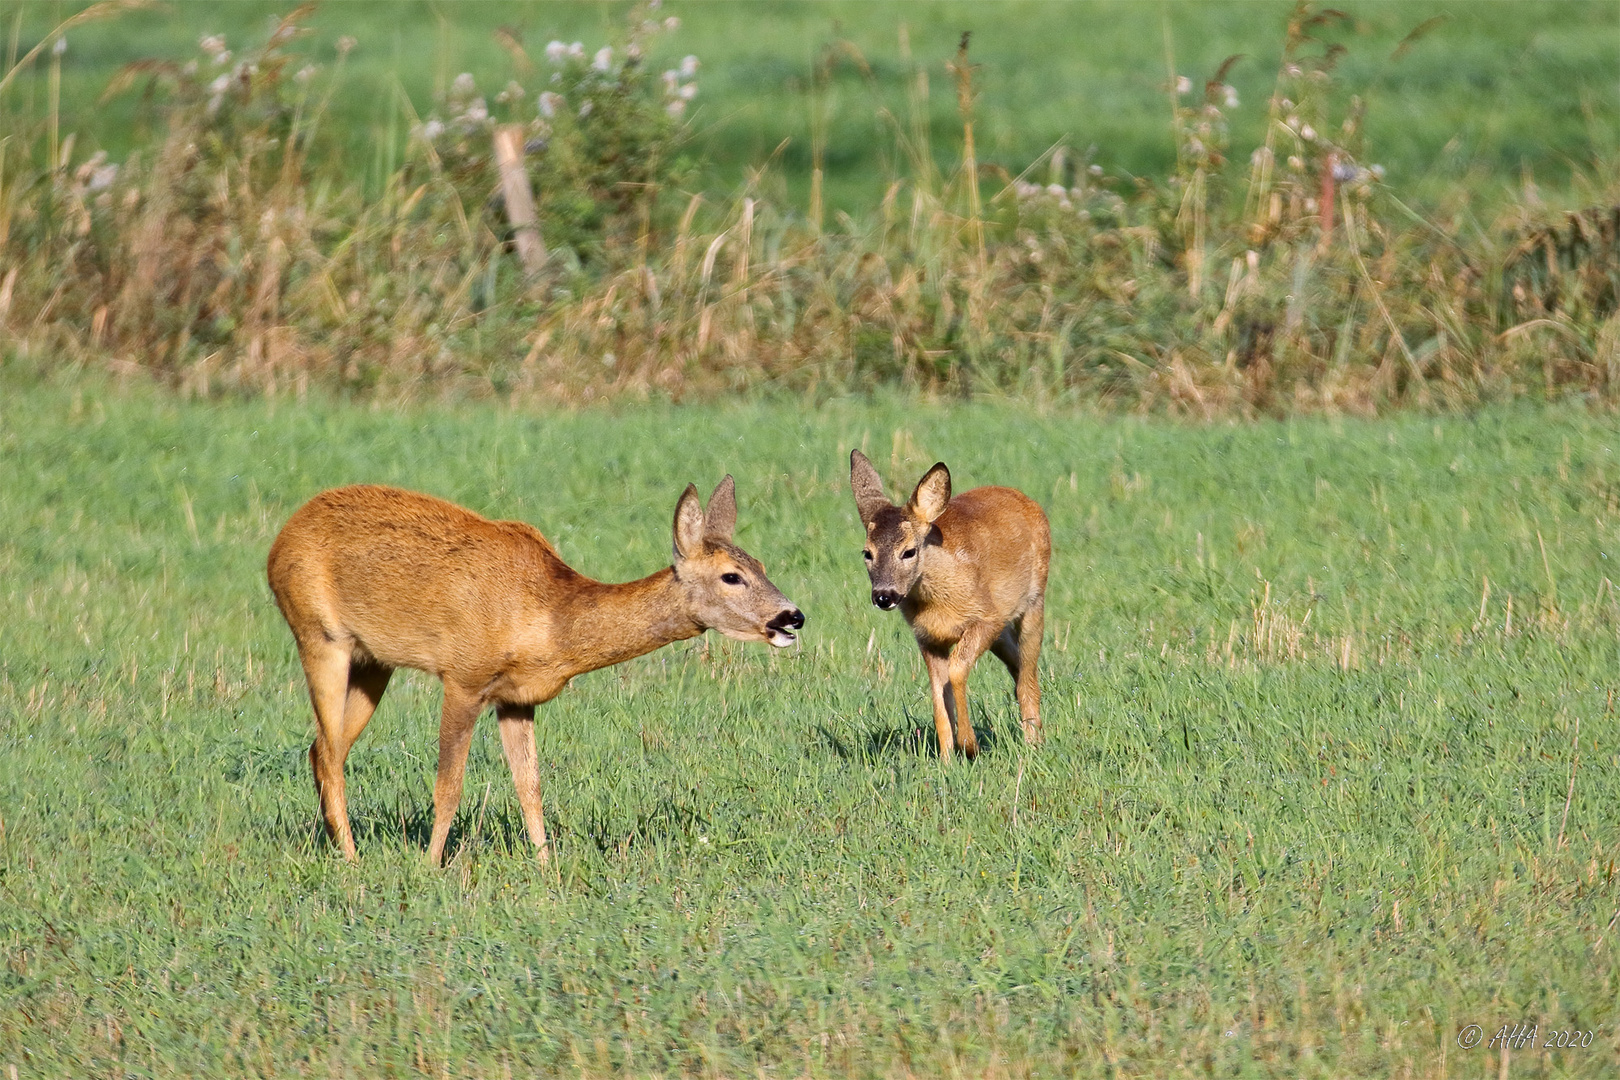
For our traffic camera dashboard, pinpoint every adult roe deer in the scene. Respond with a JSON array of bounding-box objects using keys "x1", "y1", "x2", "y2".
[
  {"x1": 266, "y1": 479, "x2": 804, "y2": 863},
  {"x1": 849, "y1": 450, "x2": 1049, "y2": 761}
]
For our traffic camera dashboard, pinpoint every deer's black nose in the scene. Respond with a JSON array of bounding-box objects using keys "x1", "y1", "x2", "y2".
[
  {"x1": 872, "y1": 590, "x2": 900, "y2": 611},
  {"x1": 768, "y1": 608, "x2": 805, "y2": 631}
]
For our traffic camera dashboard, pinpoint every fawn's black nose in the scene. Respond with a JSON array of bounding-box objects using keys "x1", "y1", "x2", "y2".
[
  {"x1": 768, "y1": 608, "x2": 806, "y2": 631},
  {"x1": 872, "y1": 590, "x2": 900, "y2": 611}
]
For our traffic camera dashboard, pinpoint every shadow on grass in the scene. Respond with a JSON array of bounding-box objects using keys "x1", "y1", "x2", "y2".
[{"x1": 817, "y1": 708, "x2": 1012, "y2": 764}]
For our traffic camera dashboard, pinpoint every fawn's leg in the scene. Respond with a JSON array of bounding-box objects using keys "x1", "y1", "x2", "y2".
[
  {"x1": 427, "y1": 683, "x2": 483, "y2": 866},
  {"x1": 1014, "y1": 603, "x2": 1045, "y2": 745},
  {"x1": 496, "y1": 703, "x2": 551, "y2": 863},
  {"x1": 921, "y1": 645, "x2": 956, "y2": 763},
  {"x1": 947, "y1": 622, "x2": 1001, "y2": 760},
  {"x1": 299, "y1": 642, "x2": 362, "y2": 859}
]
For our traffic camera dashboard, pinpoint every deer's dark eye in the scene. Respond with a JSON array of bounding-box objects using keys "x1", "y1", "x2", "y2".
[
  {"x1": 901, "y1": 548, "x2": 916, "y2": 560},
  {"x1": 721, "y1": 572, "x2": 744, "y2": 586},
  {"x1": 863, "y1": 550, "x2": 874, "y2": 561}
]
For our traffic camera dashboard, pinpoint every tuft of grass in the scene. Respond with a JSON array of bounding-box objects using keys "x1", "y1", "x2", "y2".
[{"x1": 3, "y1": 373, "x2": 1620, "y2": 1075}]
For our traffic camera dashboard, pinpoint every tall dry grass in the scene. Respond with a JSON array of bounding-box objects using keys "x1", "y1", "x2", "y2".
[{"x1": 1, "y1": 2, "x2": 1617, "y2": 412}]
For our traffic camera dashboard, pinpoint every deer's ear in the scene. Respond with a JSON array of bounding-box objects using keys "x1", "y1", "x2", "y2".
[
  {"x1": 907, "y1": 462, "x2": 952, "y2": 523},
  {"x1": 704, "y1": 475, "x2": 736, "y2": 543},
  {"x1": 673, "y1": 484, "x2": 706, "y2": 561},
  {"x1": 849, "y1": 449, "x2": 891, "y2": 525}
]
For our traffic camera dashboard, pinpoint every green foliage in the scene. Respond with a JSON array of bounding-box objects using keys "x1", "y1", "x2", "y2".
[
  {"x1": 2, "y1": 376, "x2": 1620, "y2": 1075},
  {"x1": 410, "y1": 6, "x2": 698, "y2": 262}
]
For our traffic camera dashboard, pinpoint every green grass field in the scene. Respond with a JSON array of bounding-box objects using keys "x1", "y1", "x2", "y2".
[
  {"x1": 3, "y1": 371, "x2": 1619, "y2": 1075},
  {"x1": 13, "y1": 0, "x2": 1619, "y2": 210}
]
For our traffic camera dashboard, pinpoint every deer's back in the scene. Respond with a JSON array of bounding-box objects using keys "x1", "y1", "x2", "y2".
[
  {"x1": 267, "y1": 485, "x2": 570, "y2": 672},
  {"x1": 910, "y1": 486, "x2": 1050, "y2": 637}
]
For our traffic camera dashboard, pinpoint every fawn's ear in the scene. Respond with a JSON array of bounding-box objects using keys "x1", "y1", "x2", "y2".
[
  {"x1": 907, "y1": 462, "x2": 952, "y2": 523},
  {"x1": 673, "y1": 484, "x2": 707, "y2": 561},
  {"x1": 704, "y1": 475, "x2": 737, "y2": 543},
  {"x1": 849, "y1": 449, "x2": 891, "y2": 526}
]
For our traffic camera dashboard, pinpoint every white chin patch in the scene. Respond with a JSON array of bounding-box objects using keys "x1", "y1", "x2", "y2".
[{"x1": 766, "y1": 628, "x2": 797, "y2": 648}]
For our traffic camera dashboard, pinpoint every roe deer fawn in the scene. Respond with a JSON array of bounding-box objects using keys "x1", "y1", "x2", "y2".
[
  {"x1": 266, "y1": 478, "x2": 803, "y2": 863},
  {"x1": 849, "y1": 450, "x2": 1050, "y2": 761}
]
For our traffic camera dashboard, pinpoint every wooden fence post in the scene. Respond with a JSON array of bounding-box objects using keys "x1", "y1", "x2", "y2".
[{"x1": 492, "y1": 125, "x2": 547, "y2": 275}]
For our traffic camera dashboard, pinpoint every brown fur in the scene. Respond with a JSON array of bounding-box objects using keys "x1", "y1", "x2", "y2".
[
  {"x1": 850, "y1": 451, "x2": 1050, "y2": 761},
  {"x1": 266, "y1": 480, "x2": 802, "y2": 863}
]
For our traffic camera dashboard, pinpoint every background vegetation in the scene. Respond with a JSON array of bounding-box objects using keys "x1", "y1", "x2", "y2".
[
  {"x1": 1, "y1": 0, "x2": 1617, "y2": 409},
  {"x1": 14, "y1": 1, "x2": 1620, "y2": 209},
  {"x1": 3, "y1": 374, "x2": 1619, "y2": 1075}
]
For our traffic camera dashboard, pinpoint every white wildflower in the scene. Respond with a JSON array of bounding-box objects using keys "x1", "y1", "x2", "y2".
[
  {"x1": 545, "y1": 40, "x2": 567, "y2": 64},
  {"x1": 1222, "y1": 84, "x2": 1239, "y2": 108},
  {"x1": 1088, "y1": 163, "x2": 1104, "y2": 176},
  {"x1": 537, "y1": 91, "x2": 562, "y2": 118},
  {"x1": 664, "y1": 16, "x2": 680, "y2": 31},
  {"x1": 199, "y1": 34, "x2": 226, "y2": 56},
  {"x1": 1045, "y1": 183, "x2": 1065, "y2": 198},
  {"x1": 568, "y1": 41, "x2": 585, "y2": 60},
  {"x1": 1186, "y1": 137, "x2": 1204, "y2": 157},
  {"x1": 1369, "y1": 164, "x2": 1385, "y2": 180},
  {"x1": 662, "y1": 70, "x2": 679, "y2": 91},
  {"x1": 678, "y1": 82, "x2": 696, "y2": 100},
  {"x1": 666, "y1": 99, "x2": 686, "y2": 116},
  {"x1": 465, "y1": 98, "x2": 488, "y2": 124},
  {"x1": 1287, "y1": 155, "x2": 1304, "y2": 171},
  {"x1": 420, "y1": 118, "x2": 445, "y2": 141},
  {"x1": 578, "y1": 99, "x2": 593, "y2": 118},
  {"x1": 451, "y1": 72, "x2": 476, "y2": 99},
  {"x1": 88, "y1": 163, "x2": 119, "y2": 193},
  {"x1": 1175, "y1": 75, "x2": 1192, "y2": 95},
  {"x1": 626, "y1": 42, "x2": 642, "y2": 61},
  {"x1": 1299, "y1": 123, "x2": 1316, "y2": 142},
  {"x1": 680, "y1": 54, "x2": 699, "y2": 78},
  {"x1": 592, "y1": 46, "x2": 613, "y2": 72},
  {"x1": 208, "y1": 74, "x2": 231, "y2": 95},
  {"x1": 294, "y1": 64, "x2": 316, "y2": 85},
  {"x1": 52, "y1": 36, "x2": 67, "y2": 57}
]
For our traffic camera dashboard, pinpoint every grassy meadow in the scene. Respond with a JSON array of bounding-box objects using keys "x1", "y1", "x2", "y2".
[{"x1": 3, "y1": 372, "x2": 1620, "y2": 1075}]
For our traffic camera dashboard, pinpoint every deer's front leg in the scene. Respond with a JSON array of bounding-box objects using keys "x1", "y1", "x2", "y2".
[
  {"x1": 921, "y1": 645, "x2": 956, "y2": 762},
  {"x1": 496, "y1": 703, "x2": 551, "y2": 864},
  {"x1": 947, "y1": 621, "x2": 1001, "y2": 760},
  {"x1": 428, "y1": 683, "x2": 483, "y2": 866}
]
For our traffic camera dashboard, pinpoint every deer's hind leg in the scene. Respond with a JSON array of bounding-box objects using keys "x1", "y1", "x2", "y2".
[
  {"x1": 1013, "y1": 603, "x2": 1044, "y2": 745},
  {"x1": 300, "y1": 641, "x2": 365, "y2": 860}
]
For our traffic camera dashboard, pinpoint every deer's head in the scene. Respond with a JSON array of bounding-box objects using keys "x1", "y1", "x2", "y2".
[
  {"x1": 850, "y1": 450, "x2": 950, "y2": 611},
  {"x1": 673, "y1": 476, "x2": 804, "y2": 647}
]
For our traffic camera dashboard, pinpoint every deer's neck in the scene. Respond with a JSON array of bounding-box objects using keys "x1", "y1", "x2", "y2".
[{"x1": 555, "y1": 567, "x2": 702, "y2": 676}]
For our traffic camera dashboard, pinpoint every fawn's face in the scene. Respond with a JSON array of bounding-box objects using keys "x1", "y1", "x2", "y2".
[
  {"x1": 673, "y1": 478, "x2": 804, "y2": 647},
  {"x1": 850, "y1": 451, "x2": 951, "y2": 612},
  {"x1": 861, "y1": 506, "x2": 936, "y2": 610}
]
